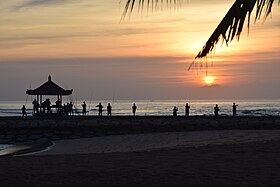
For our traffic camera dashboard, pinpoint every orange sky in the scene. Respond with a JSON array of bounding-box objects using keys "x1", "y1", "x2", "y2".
[{"x1": 0, "y1": 0, "x2": 279, "y2": 100}]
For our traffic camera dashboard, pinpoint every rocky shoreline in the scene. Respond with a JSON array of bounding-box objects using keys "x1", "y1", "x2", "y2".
[{"x1": 0, "y1": 116, "x2": 280, "y2": 144}]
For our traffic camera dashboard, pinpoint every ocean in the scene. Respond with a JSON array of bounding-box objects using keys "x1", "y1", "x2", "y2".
[{"x1": 0, "y1": 100, "x2": 280, "y2": 117}]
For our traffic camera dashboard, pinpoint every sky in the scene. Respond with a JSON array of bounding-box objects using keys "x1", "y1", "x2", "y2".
[{"x1": 0, "y1": 0, "x2": 280, "y2": 101}]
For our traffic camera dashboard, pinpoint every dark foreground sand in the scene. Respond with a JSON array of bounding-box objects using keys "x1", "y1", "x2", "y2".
[{"x1": 1, "y1": 140, "x2": 280, "y2": 186}]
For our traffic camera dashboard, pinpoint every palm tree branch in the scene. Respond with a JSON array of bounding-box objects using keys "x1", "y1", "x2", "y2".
[
  {"x1": 193, "y1": 0, "x2": 278, "y2": 68},
  {"x1": 122, "y1": 0, "x2": 278, "y2": 68}
]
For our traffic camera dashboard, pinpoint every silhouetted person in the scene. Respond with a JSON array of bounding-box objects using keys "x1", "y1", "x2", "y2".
[
  {"x1": 173, "y1": 106, "x2": 178, "y2": 116},
  {"x1": 185, "y1": 103, "x2": 190, "y2": 116},
  {"x1": 82, "y1": 101, "x2": 87, "y2": 116},
  {"x1": 32, "y1": 99, "x2": 39, "y2": 114},
  {"x1": 69, "y1": 102, "x2": 74, "y2": 115},
  {"x1": 96, "y1": 102, "x2": 103, "y2": 116},
  {"x1": 107, "y1": 103, "x2": 112, "y2": 116},
  {"x1": 214, "y1": 104, "x2": 219, "y2": 116},
  {"x1": 233, "y1": 102, "x2": 238, "y2": 116},
  {"x1": 65, "y1": 102, "x2": 70, "y2": 116},
  {"x1": 132, "y1": 103, "x2": 137, "y2": 116},
  {"x1": 45, "y1": 99, "x2": 51, "y2": 113},
  {"x1": 55, "y1": 100, "x2": 62, "y2": 113},
  {"x1": 21, "y1": 105, "x2": 27, "y2": 117},
  {"x1": 63, "y1": 104, "x2": 67, "y2": 115}
]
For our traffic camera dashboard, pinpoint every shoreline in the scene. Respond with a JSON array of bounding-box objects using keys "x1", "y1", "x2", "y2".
[
  {"x1": 1, "y1": 116, "x2": 280, "y2": 156},
  {"x1": 35, "y1": 129, "x2": 280, "y2": 156}
]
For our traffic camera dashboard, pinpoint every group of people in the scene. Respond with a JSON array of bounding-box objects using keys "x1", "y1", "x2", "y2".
[
  {"x1": 22, "y1": 100, "x2": 239, "y2": 117},
  {"x1": 31, "y1": 99, "x2": 74, "y2": 115},
  {"x1": 31, "y1": 98, "x2": 51, "y2": 114},
  {"x1": 173, "y1": 103, "x2": 238, "y2": 116},
  {"x1": 173, "y1": 103, "x2": 190, "y2": 116},
  {"x1": 81, "y1": 102, "x2": 137, "y2": 116},
  {"x1": 214, "y1": 103, "x2": 238, "y2": 116}
]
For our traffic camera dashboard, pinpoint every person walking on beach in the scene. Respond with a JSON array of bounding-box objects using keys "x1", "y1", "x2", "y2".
[
  {"x1": 82, "y1": 101, "x2": 87, "y2": 116},
  {"x1": 96, "y1": 102, "x2": 103, "y2": 116},
  {"x1": 107, "y1": 103, "x2": 112, "y2": 116},
  {"x1": 173, "y1": 106, "x2": 178, "y2": 116},
  {"x1": 233, "y1": 102, "x2": 238, "y2": 116},
  {"x1": 132, "y1": 103, "x2": 137, "y2": 116},
  {"x1": 185, "y1": 103, "x2": 190, "y2": 116},
  {"x1": 21, "y1": 105, "x2": 27, "y2": 117},
  {"x1": 214, "y1": 104, "x2": 219, "y2": 116}
]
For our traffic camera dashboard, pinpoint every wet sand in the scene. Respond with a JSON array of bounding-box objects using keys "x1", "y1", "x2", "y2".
[
  {"x1": 36, "y1": 130, "x2": 280, "y2": 155},
  {"x1": 1, "y1": 140, "x2": 280, "y2": 186}
]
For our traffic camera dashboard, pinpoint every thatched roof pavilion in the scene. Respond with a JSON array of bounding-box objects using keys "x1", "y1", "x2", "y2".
[
  {"x1": 26, "y1": 75, "x2": 72, "y2": 96},
  {"x1": 26, "y1": 75, "x2": 73, "y2": 114}
]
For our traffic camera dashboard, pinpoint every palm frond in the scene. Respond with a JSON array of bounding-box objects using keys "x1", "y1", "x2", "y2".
[
  {"x1": 121, "y1": 0, "x2": 183, "y2": 19},
  {"x1": 190, "y1": 0, "x2": 278, "y2": 70},
  {"x1": 122, "y1": 0, "x2": 278, "y2": 70}
]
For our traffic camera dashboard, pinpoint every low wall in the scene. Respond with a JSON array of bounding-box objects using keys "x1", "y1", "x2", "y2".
[{"x1": 0, "y1": 116, "x2": 280, "y2": 144}]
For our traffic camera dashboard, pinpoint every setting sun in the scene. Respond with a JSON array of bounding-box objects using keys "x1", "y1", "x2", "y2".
[{"x1": 203, "y1": 76, "x2": 216, "y2": 85}]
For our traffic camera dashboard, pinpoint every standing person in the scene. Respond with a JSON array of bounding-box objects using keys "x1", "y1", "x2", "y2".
[
  {"x1": 107, "y1": 103, "x2": 112, "y2": 116},
  {"x1": 32, "y1": 99, "x2": 38, "y2": 114},
  {"x1": 96, "y1": 102, "x2": 103, "y2": 116},
  {"x1": 232, "y1": 102, "x2": 238, "y2": 116},
  {"x1": 82, "y1": 101, "x2": 87, "y2": 116},
  {"x1": 55, "y1": 99, "x2": 61, "y2": 113},
  {"x1": 69, "y1": 102, "x2": 74, "y2": 116},
  {"x1": 45, "y1": 99, "x2": 51, "y2": 113},
  {"x1": 173, "y1": 106, "x2": 178, "y2": 116},
  {"x1": 185, "y1": 103, "x2": 190, "y2": 116},
  {"x1": 21, "y1": 105, "x2": 27, "y2": 117},
  {"x1": 214, "y1": 104, "x2": 219, "y2": 116},
  {"x1": 132, "y1": 103, "x2": 137, "y2": 116}
]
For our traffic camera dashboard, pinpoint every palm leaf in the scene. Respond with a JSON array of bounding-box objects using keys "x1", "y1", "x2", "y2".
[
  {"x1": 123, "y1": 0, "x2": 278, "y2": 69},
  {"x1": 122, "y1": 0, "x2": 183, "y2": 19}
]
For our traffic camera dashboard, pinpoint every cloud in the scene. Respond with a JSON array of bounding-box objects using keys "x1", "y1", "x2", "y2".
[
  {"x1": 15, "y1": 0, "x2": 67, "y2": 10},
  {"x1": 201, "y1": 84, "x2": 221, "y2": 88}
]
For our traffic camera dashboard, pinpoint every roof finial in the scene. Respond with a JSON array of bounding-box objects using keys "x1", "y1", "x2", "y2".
[{"x1": 48, "y1": 75, "x2": 51, "y2": 81}]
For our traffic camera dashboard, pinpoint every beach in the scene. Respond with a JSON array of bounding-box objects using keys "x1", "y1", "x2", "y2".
[
  {"x1": 1, "y1": 116, "x2": 280, "y2": 186},
  {"x1": 1, "y1": 139, "x2": 280, "y2": 186}
]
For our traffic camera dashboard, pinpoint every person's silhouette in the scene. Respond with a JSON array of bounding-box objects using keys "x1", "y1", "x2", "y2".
[
  {"x1": 32, "y1": 99, "x2": 38, "y2": 114},
  {"x1": 55, "y1": 100, "x2": 61, "y2": 113},
  {"x1": 185, "y1": 103, "x2": 190, "y2": 116},
  {"x1": 233, "y1": 102, "x2": 238, "y2": 116},
  {"x1": 107, "y1": 103, "x2": 112, "y2": 116},
  {"x1": 96, "y1": 102, "x2": 103, "y2": 116},
  {"x1": 45, "y1": 99, "x2": 51, "y2": 113},
  {"x1": 214, "y1": 104, "x2": 219, "y2": 116},
  {"x1": 82, "y1": 101, "x2": 87, "y2": 115},
  {"x1": 132, "y1": 103, "x2": 137, "y2": 116},
  {"x1": 173, "y1": 106, "x2": 178, "y2": 116},
  {"x1": 69, "y1": 102, "x2": 74, "y2": 116},
  {"x1": 21, "y1": 105, "x2": 27, "y2": 117}
]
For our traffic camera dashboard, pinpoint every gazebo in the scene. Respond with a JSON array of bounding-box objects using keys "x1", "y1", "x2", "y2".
[{"x1": 26, "y1": 75, "x2": 73, "y2": 115}]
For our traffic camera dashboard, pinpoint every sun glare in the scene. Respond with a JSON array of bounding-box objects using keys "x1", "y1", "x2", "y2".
[{"x1": 203, "y1": 76, "x2": 215, "y2": 85}]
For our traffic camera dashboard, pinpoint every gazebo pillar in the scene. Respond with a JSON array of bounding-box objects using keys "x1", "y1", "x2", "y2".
[{"x1": 40, "y1": 95, "x2": 42, "y2": 112}]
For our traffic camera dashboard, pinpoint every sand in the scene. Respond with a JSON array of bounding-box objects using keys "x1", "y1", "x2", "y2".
[
  {"x1": 36, "y1": 130, "x2": 280, "y2": 155},
  {"x1": 1, "y1": 116, "x2": 280, "y2": 186},
  {"x1": 0, "y1": 129, "x2": 280, "y2": 186}
]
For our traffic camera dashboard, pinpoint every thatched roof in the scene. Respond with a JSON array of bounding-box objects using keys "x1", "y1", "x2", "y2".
[{"x1": 26, "y1": 75, "x2": 73, "y2": 96}]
